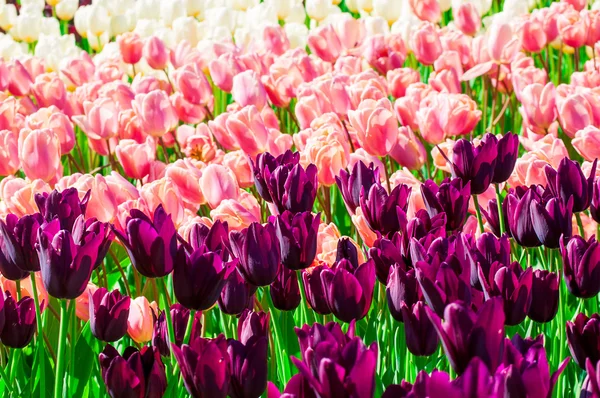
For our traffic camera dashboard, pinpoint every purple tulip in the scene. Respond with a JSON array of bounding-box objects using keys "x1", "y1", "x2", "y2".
[
  {"x1": 187, "y1": 220, "x2": 230, "y2": 260},
  {"x1": 491, "y1": 132, "x2": 519, "y2": 184},
  {"x1": 546, "y1": 157, "x2": 597, "y2": 213},
  {"x1": 426, "y1": 297, "x2": 505, "y2": 374},
  {"x1": 37, "y1": 216, "x2": 108, "y2": 299},
  {"x1": 505, "y1": 187, "x2": 542, "y2": 248},
  {"x1": 561, "y1": 236, "x2": 600, "y2": 299},
  {"x1": 251, "y1": 150, "x2": 300, "y2": 203},
  {"x1": 401, "y1": 301, "x2": 438, "y2": 357},
  {"x1": 450, "y1": 134, "x2": 498, "y2": 195},
  {"x1": 268, "y1": 163, "x2": 318, "y2": 214},
  {"x1": 35, "y1": 188, "x2": 90, "y2": 231},
  {"x1": 218, "y1": 268, "x2": 255, "y2": 316},
  {"x1": 227, "y1": 336, "x2": 268, "y2": 398},
  {"x1": 237, "y1": 309, "x2": 269, "y2": 346},
  {"x1": 295, "y1": 321, "x2": 355, "y2": 357},
  {"x1": 567, "y1": 313, "x2": 600, "y2": 369},
  {"x1": 87, "y1": 218, "x2": 114, "y2": 270},
  {"x1": 405, "y1": 210, "x2": 447, "y2": 245},
  {"x1": 467, "y1": 232, "x2": 511, "y2": 290},
  {"x1": 479, "y1": 262, "x2": 533, "y2": 326},
  {"x1": 270, "y1": 267, "x2": 301, "y2": 311},
  {"x1": 0, "y1": 214, "x2": 42, "y2": 279},
  {"x1": 421, "y1": 178, "x2": 471, "y2": 232},
  {"x1": 386, "y1": 264, "x2": 418, "y2": 322},
  {"x1": 322, "y1": 259, "x2": 376, "y2": 322},
  {"x1": 0, "y1": 292, "x2": 34, "y2": 348},
  {"x1": 99, "y1": 345, "x2": 166, "y2": 398},
  {"x1": 230, "y1": 222, "x2": 280, "y2": 286},
  {"x1": 528, "y1": 269, "x2": 559, "y2": 323},
  {"x1": 582, "y1": 358, "x2": 600, "y2": 398},
  {"x1": 172, "y1": 335, "x2": 230, "y2": 398},
  {"x1": 530, "y1": 193, "x2": 573, "y2": 249},
  {"x1": 360, "y1": 183, "x2": 411, "y2": 235},
  {"x1": 174, "y1": 246, "x2": 235, "y2": 311},
  {"x1": 416, "y1": 260, "x2": 471, "y2": 317},
  {"x1": 382, "y1": 381, "x2": 413, "y2": 398},
  {"x1": 274, "y1": 211, "x2": 319, "y2": 270},
  {"x1": 301, "y1": 265, "x2": 332, "y2": 315},
  {"x1": 479, "y1": 198, "x2": 503, "y2": 237},
  {"x1": 153, "y1": 304, "x2": 202, "y2": 357},
  {"x1": 89, "y1": 288, "x2": 130, "y2": 343},
  {"x1": 370, "y1": 232, "x2": 407, "y2": 284},
  {"x1": 591, "y1": 180, "x2": 600, "y2": 224},
  {"x1": 336, "y1": 160, "x2": 380, "y2": 214}
]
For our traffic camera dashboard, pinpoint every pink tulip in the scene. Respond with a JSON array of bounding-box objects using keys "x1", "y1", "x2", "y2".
[
  {"x1": 389, "y1": 126, "x2": 427, "y2": 170},
  {"x1": 348, "y1": 149, "x2": 386, "y2": 177},
  {"x1": 0, "y1": 177, "x2": 50, "y2": 217},
  {"x1": 118, "y1": 32, "x2": 144, "y2": 65},
  {"x1": 105, "y1": 171, "x2": 140, "y2": 204},
  {"x1": 208, "y1": 52, "x2": 244, "y2": 93},
  {"x1": 176, "y1": 124, "x2": 218, "y2": 163},
  {"x1": 115, "y1": 137, "x2": 156, "y2": 180},
  {"x1": 210, "y1": 193, "x2": 260, "y2": 231},
  {"x1": 308, "y1": 24, "x2": 343, "y2": 63},
  {"x1": 31, "y1": 73, "x2": 67, "y2": 110},
  {"x1": 489, "y1": 22, "x2": 522, "y2": 64},
  {"x1": 222, "y1": 150, "x2": 254, "y2": 188},
  {"x1": 387, "y1": 68, "x2": 420, "y2": 98},
  {"x1": 171, "y1": 93, "x2": 207, "y2": 125},
  {"x1": 262, "y1": 25, "x2": 290, "y2": 56},
  {"x1": 143, "y1": 36, "x2": 169, "y2": 70},
  {"x1": 72, "y1": 98, "x2": 120, "y2": 141},
  {"x1": 0, "y1": 130, "x2": 19, "y2": 176},
  {"x1": 232, "y1": 70, "x2": 268, "y2": 110},
  {"x1": 520, "y1": 18, "x2": 547, "y2": 53},
  {"x1": 7, "y1": 60, "x2": 33, "y2": 97},
  {"x1": 411, "y1": 22, "x2": 442, "y2": 65},
  {"x1": 562, "y1": 0, "x2": 587, "y2": 12},
  {"x1": 173, "y1": 63, "x2": 213, "y2": 107},
  {"x1": 209, "y1": 112, "x2": 239, "y2": 151},
  {"x1": 509, "y1": 135, "x2": 569, "y2": 187},
  {"x1": 302, "y1": 135, "x2": 349, "y2": 187},
  {"x1": 139, "y1": 177, "x2": 185, "y2": 226},
  {"x1": 557, "y1": 6, "x2": 588, "y2": 48},
  {"x1": 557, "y1": 92, "x2": 595, "y2": 138},
  {"x1": 225, "y1": 105, "x2": 271, "y2": 156},
  {"x1": 0, "y1": 273, "x2": 48, "y2": 313},
  {"x1": 165, "y1": 159, "x2": 206, "y2": 211},
  {"x1": 17, "y1": 128, "x2": 62, "y2": 183},
  {"x1": 348, "y1": 98, "x2": 398, "y2": 157},
  {"x1": 334, "y1": 56, "x2": 371, "y2": 76},
  {"x1": 454, "y1": 3, "x2": 481, "y2": 36},
  {"x1": 0, "y1": 62, "x2": 7, "y2": 92},
  {"x1": 132, "y1": 90, "x2": 179, "y2": 138},
  {"x1": 351, "y1": 207, "x2": 377, "y2": 248},
  {"x1": 72, "y1": 174, "x2": 118, "y2": 223},
  {"x1": 520, "y1": 83, "x2": 557, "y2": 135},
  {"x1": 127, "y1": 296, "x2": 155, "y2": 343},
  {"x1": 363, "y1": 34, "x2": 407, "y2": 75},
  {"x1": 573, "y1": 126, "x2": 600, "y2": 162},
  {"x1": 131, "y1": 75, "x2": 170, "y2": 95},
  {"x1": 409, "y1": 0, "x2": 441, "y2": 23},
  {"x1": 26, "y1": 106, "x2": 75, "y2": 155},
  {"x1": 583, "y1": 10, "x2": 600, "y2": 47},
  {"x1": 200, "y1": 164, "x2": 239, "y2": 209},
  {"x1": 0, "y1": 97, "x2": 24, "y2": 134},
  {"x1": 429, "y1": 68, "x2": 462, "y2": 93},
  {"x1": 60, "y1": 52, "x2": 95, "y2": 88},
  {"x1": 395, "y1": 82, "x2": 434, "y2": 131}
]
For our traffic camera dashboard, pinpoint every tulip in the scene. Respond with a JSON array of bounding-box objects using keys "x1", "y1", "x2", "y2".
[
  {"x1": 505, "y1": 187, "x2": 543, "y2": 248},
  {"x1": 227, "y1": 335, "x2": 268, "y2": 398},
  {"x1": 219, "y1": 269, "x2": 255, "y2": 316},
  {"x1": 426, "y1": 297, "x2": 505, "y2": 375},
  {"x1": 530, "y1": 193, "x2": 573, "y2": 249},
  {"x1": 187, "y1": 221, "x2": 230, "y2": 260},
  {"x1": 321, "y1": 259, "x2": 376, "y2": 323},
  {"x1": 0, "y1": 213, "x2": 43, "y2": 279},
  {"x1": 592, "y1": 181, "x2": 600, "y2": 224},
  {"x1": 36, "y1": 188, "x2": 89, "y2": 232},
  {"x1": 360, "y1": 183, "x2": 411, "y2": 236},
  {"x1": 557, "y1": 93, "x2": 595, "y2": 138},
  {"x1": 583, "y1": 358, "x2": 600, "y2": 398},
  {"x1": 371, "y1": 233, "x2": 408, "y2": 284},
  {"x1": 573, "y1": 126, "x2": 600, "y2": 162},
  {"x1": 99, "y1": 345, "x2": 167, "y2": 398},
  {"x1": 416, "y1": 261, "x2": 472, "y2": 317},
  {"x1": 114, "y1": 205, "x2": 181, "y2": 278},
  {"x1": 454, "y1": 3, "x2": 481, "y2": 36},
  {"x1": 387, "y1": 68, "x2": 420, "y2": 99},
  {"x1": 143, "y1": 36, "x2": 168, "y2": 70},
  {"x1": 307, "y1": 24, "x2": 343, "y2": 63},
  {"x1": 401, "y1": 302, "x2": 438, "y2": 357},
  {"x1": 363, "y1": 34, "x2": 406, "y2": 75},
  {"x1": 117, "y1": 32, "x2": 143, "y2": 65},
  {"x1": 199, "y1": 164, "x2": 239, "y2": 209},
  {"x1": 251, "y1": 150, "x2": 300, "y2": 203},
  {"x1": 421, "y1": 178, "x2": 471, "y2": 232},
  {"x1": 546, "y1": 158, "x2": 597, "y2": 213},
  {"x1": 467, "y1": 232, "x2": 511, "y2": 289},
  {"x1": 386, "y1": 265, "x2": 418, "y2": 323},
  {"x1": 132, "y1": 90, "x2": 178, "y2": 138},
  {"x1": 301, "y1": 265, "x2": 332, "y2": 315},
  {"x1": 274, "y1": 211, "x2": 320, "y2": 271},
  {"x1": 115, "y1": 138, "x2": 155, "y2": 180},
  {"x1": 225, "y1": 106, "x2": 271, "y2": 157},
  {"x1": 519, "y1": 83, "x2": 557, "y2": 135},
  {"x1": 0, "y1": 129, "x2": 19, "y2": 177},
  {"x1": 89, "y1": 288, "x2": 131, "y2": 343},
  {"x1": 0, "y1": 292, "x2": 34, "y2": 349},
  {"x1": 230, "y1": 222, "x2": 281, "y2": 287},
  {"x1": 17, "y1": 128, "x2": 62, "y2": 184},
  {"x1": 232, "y1": 70, "x2": 268, "y2": 111},
  {"x1": 348, "y1": 98, "x2": 398, "y2": 157},
  {"x1": 567, "y1": 313, "x2": 600, "y2": 369},
  {"x1": 268, "y1": 163, "x2": 318, "y2": 215},
  {"x1": 390, "y1": 126, "x2": 427, "y2": 171},
  {"x1": 127, "y1": 296, "x2": 155, "y2": 344},
  {"x1": 450, "y1": 134, "x2": 498, "y2": 195},
  {"x1": 37, "y1": 216, "x2": 109, "y2": 299},
  {"x1": 411, "y1": 22, "x2": 442, "y2": 65},
  {"x1": 153, "y1": 304, "x2": 202, "y2": 356},
  {"x1": 492, "y1": 133, "x2": 519, "y2": 184},
  {"x1": 174, "y1": 246, "x2": 234, "y2": 311},
  {"x1": 527, "y1": 269, "x2": 559, "y2": 323},
  {"x1": 270, "y1": 267, "x2": 301, "y2": 311},
  {"x1": 173, "y1": 64, "x2": 213, "y2": 107},
  {"x1": 561, "y1": 236, "x2": 600, "y2": 299},
  {"x1": 336, "y1": 160, "x2": 380, "y2": 215}
]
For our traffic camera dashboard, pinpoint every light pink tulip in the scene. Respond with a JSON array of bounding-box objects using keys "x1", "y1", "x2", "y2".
[
  {"x1": 509, "y1": 135, "x2": 569, "y2": 187},
  {"x1": 429, "y1": 68, "x2": 462, "y2": 93},
  {"x1": 7, "y1": 60, "x2": 33, "y2": 97},
  {"x1": 225, "y1": 105, "x2": 271, "y2": 156},
  {"x1": 573, "y1": 126, "x2": 600, "y2": 162},
  {"x1": 557, "y1": 92, "x2": 595, "y2": 138},
  {"x1": 176, "y1": 124, "x2": 217, "y2": 163},
  {"x1": 105, "y1": 171, "x2": 139, "y2": 204},
  {"x1": 454, "y1": 3, "x2": 481, "y2": 36},
  {"x1": 583, "y1": 10, "x2": 600, "y2": 47},
  {"x1": 0, "y1": 97, "x2": 25, "y2": 134},
  {"x1": 394, "y1": 83, "x2": 434, "y2": 131},
  {"x1": 308, "y1": 24, "x2": 343, "y2": 63},
  {"x1": 60, "y1": 52, "x2": 95, "y2": 88},
  {"x1": 127, "y1": 296, "x2": 155, "y2": 343},
  {"x1": 232, "y1": 70, "x2": 268, "y2": 110},
  {"x1": 209, "y1": 52, "x2": 244, "y2": 93},
  {"x1": 387, "y1": 68, "x2": 420, "y2": 98},
  {"x1": 262, "y1": 25, "x2": 290, "y2": 56},
  {"x1": 409, "y1": 0, "x2": 441, "y2": 23},
  {"x1": 411, "y1": 22, "x2": 442, "y2": 66},
  {"x1": 222, "y1": 150, "x2": 254, "y2": 188},
  {"x1": 31, "y1": 73, "x2": 67, "y2": 110},
  {"x1": 115, "y1": 137, "x2": 156, "y2": 180},
  {"x1": 171, "y1": 93, "x2": 207, "y2": 125},
  {"x1": 132, "y1": 90, "x2": 179, "y2": 138},
  {"x1": 210, "y1": 197, "x2": 260, "y2": 231},
  {"x1": 143, "y1": 36, "x2": 169, "y2": 70},
  {"x1": 0, "y1": 177, "x2": 50, "y2": 217},
  {"x1": 363, "y1": 34, "x2": 406, "y2": 75},
  {"x1": 165, "y1": 159, "x2": 205, "y2": 211},
  {"x1": 18, "y1": 128, "x2": 62, "y2": 183},
  {"x1": 348, "y1": 98, "x2": 398, "y2": 157},
  {"x1": 302, "y1": 135, "x2": 349, "y2": 187},
  {"x1": 563, "y1": 0, "x2": 587, "y2": 11},
  {"x1": 72, "y1": 98, "x2": 120, "y2": 141},
  {"x1": 0, "y1": 130, "x2": 19, "y2": 176},
  {"x1": 26, "y1": 106, "x2": 75, "y2": 155},
  {"x1": 200, "y1": 164, "x2": 239, "y2": 209},
  {"x1": 389, "y1": 126, "x2": 427, "y2": 170},
  {"x1": 118, "y1": 32, "x2": 144, "y2": 65},
  {"x1": 519, "y1": 83, "x2": 557, "y2": 135},
  {"x1": 209, "y1": 112, "x2": 240, "y2": 151},
  {"x1": 557, "y1": 6, "x2": 588, "y2": 48},
  {"x1": 72, "y1": 174, "x2": 118, "y2": 223},
  {"x1": 139, "y1": 177, "x2": 185, "y2": 226},
  {"x1": 351, "y1": 207, "x2": 377, "y2": 248},
  {"x1": 173, "y1": 63, "x2": 213, "y2": 107},
  {"x1": 131, "y1": 75, "x2": 170, "y2": 95},
  {"x1": 488, "y1": 22, "x2": 522, "y2": 64},
  {"x1": 334, "y1": 56, "x2": 371, "y2": 76},
  {"x1": 520, "y1": 18, "x2": 547, "y2": 53}
]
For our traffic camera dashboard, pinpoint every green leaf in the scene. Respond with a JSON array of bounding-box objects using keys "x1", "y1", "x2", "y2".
[{"x1": 70, "y1": 323, "x2": 96, "y2": 397}]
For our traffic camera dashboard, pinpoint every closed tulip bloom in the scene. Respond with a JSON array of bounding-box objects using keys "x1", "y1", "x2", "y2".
[
  {"x1": 411, "y1": 22, "x2": 443, "y2": 65},
  {"x1": 268, "y1": 163, "x2": 318, "y2": 215},
  {"x1": 336, "y1": 160, "x2": 380, "y2": 215},
  {"x1": 416, "y1": 261, "x2": 472, "y2": 317},
  {"x1": 115, "y1": 138, "x2": 156, "y2": 180},
  {"x1": 546, "y1": 158, "x2": 597, "y2": 213},
  {"x1": 386, "y1": 265, "x2": 418, "y2": 322},
  {"x1": 567, "y1": 313, "x2": 600, "y2": 369},
  {"x1": 558, "y1": 6, "x2": 588, "y2": 48},
  {"x1": 232, "y1": 70, "x2": 268, "y2": 111},
  {"x1": 528, "y1": 270, "x2": 559, "y2": 323},
  {"x1": 36, "y1": 188, "x2": 89, "y2": 232},
  {"x1": 227, "y1": 335, "x2": 268, "y2": 398},
  {"x1": 252, "y1": 150, "x2": 300, "y2": 203},
  {"x1": 520, "y1": 18, "x2": 547, "y2": 53},
  {"x1": 582, "y1": 358, "x2": 600, "y2": 398},
  {"x1": 421, "y1": 178, "x2": 471, "y2": 231},
  {"x1": 583, "y1": 10, "x2": 600, "y2": 47},
  {"x1": 132, "y1": 90, "x2": 179, "y2": 138},
  {"x1": 225, "y1": 106, "x2": 270, "y2": 157},
  {"x1": 558, "y1": 93, "x2": 595, "y2": 138},
  {"x1": 143, "y1": 36, "x2": 168, "y2": 70},
  {"x1": 0, "y1": 214, "x2": 43, "y2": 279},
  {"x1": 454, "y1": 3, "x2": 481, "y2": 36},
  {"x1": 370, "y1": 233, "x2": 407, "y2": 284},
  {"x1": 307, "y1": 24, "x2": 343, "y2": 63},
  {"x1": 363, "y1": 34, "x2": 407, "y2": 75},
  {"x1": 37, "y1": 216, "x2": 109, "y2": 299},
  {"x1": 89, "y1": 288, "x2": 131, "y2": 342},
  {"x1": 0, "y1": 130, "x2": 19, "y2": 176},
  {"x1": 401, "y1": 301, "x2": 438, "y2": 357},
  {"x1": 492, "y1": 132, "x2": 519, "y2": 184},
  {"x1": 219, "y1": 268, "x2": 255, "y2": 316},
  {"x1": 505, "y1": 187, "x2": 543, "y2": 248},
  {"x1": 230, "y1": 222, "x2": 280, "y2": 287},
  {"x1": 270, "y1": 267, "x2": 301, "y2": 311},
  {"x1": 322, "y1": 259, "x2": 376, "y2": 323},
  {"x1": 561, "y1": 236, "x2": 600, "y2": 299},
  {"x1": 530, "y1": 194, "x2": 573, "y2": 249},
  {"x1": 117, "y1": 32, "x2": 143, "y2": 65},
  {"x1": 200, "y1": 164, "x2": 239, "y2": 209},
  {"x1": 450, "y1": 134, "x2": 498, "y2": 195},
  {"x1": 172, "y1": 336, "x2": 230, "y2": 398},
  {"x1": 187, "y1": 221, "x2": 230, "y2": 260},
  {"x1": 17, "y1": 128, "x2": 61, "y2": 183},
  {"x1": 153, "y1": 304, "x2": 202, "y2": 356},
  {"x1": 31, "y1": 74, "x2": 67, "y2": 110},
  {"x1": 573, "y1": 126, "x2": 600, "y2": 162},
  {"x1": 99, "y1": 345, "x2": 167, "y2": 398},
  {"x1": 0, "y1": 292, "x2": 34, "y2": 348},
  {"x1": 127, "y1": 296, "x2": 155, "y2": 343},
  {"x1": 274, "y1": 210, "x2": 320, "y2": 271},
  {"x1": 387, "y1": 68, "x2": 420, "y2": 99},
  {"x1": 301, "y1": 265, "x2": 332, "y2": 315},
  {"x1": 360, "y1": 183, "x2": 411, "y2": 236},
  {"x1": 426, "y1": 297, "x2": 505, "y2": 375},
  {"x1": 409, "y1": 0, "x2": 440, "y2": 22},
  {"x1": 174, "y1": 246, "x2": 234, "y2": 311},
  {"x1": 114, "y1": 205, "x2": 180, "y2": 278},
  {"x1": 348, "y1": 98, "x2": 398, "y2": 157},
  {"x1": 173, "y1": 64, "x2": 213, "y2": 107}
]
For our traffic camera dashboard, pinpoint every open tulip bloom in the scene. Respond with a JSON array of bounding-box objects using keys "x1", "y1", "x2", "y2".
[{"x1": 1, "y1": 1, "x2": 600, "y2": 397}]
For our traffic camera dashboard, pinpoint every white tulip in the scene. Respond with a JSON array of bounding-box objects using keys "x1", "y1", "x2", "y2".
[
  {"x1": 285, "y1": 22, "x2": 308, "y2": 49},
  {"x1": 345, "y1": 0, "x2": 359, "y2": 12},
  {"x1": 0, "y1": 36, "x2": 27, "y2": 60},
  {"x1": 390, "y1": 11, "x2": 420, "y2": 49},
  {"x1": 173, "y1": 16, "x2": 203, "y2": 46},
  {"x1": 87, "y1": 31, "x2": 110, "y2": 52},
  {"x1": 135, "y1": 0, "x2": 161, "y2": 21},
  {"x1": 205, "y1": 7, "x2": 236, "y2": 34},
  {"x1": 362, "y1": 15, "x2": 389, "y2": 36},
  {"x1": 186, "y1": 0, "x2": 206, "y2": 18},
  {"x1": 373, "y1": 0, "x2": 403, "y2": 25},
  {"x1": 306, "y1": 0, "x2": 338, "y2": 21},
  {"x1": 233, "y1": 26, "x2": 252, "y2": 49},
  {"x1": 20, "y1": 0, "x2": 45, "y2": 13},
  {"x1": 87, "y1": 4, "x2": 111, "y2": 36},
  {"x1": 13, "y1": 13, "x2": 42, "y2": 43},
  {"x1": 40, "y1": 17, "x2": 61, "y2": 37},
  {"x1": 36, "y1": 33, "x2": 79, "y2": 71},
  {"x1": 161, "y1": 0, "x2": 187, "y2": 27},
  {"x1": 502, "y1": 0, "x2": 529, "y2": 16},
  {"x1": 356, "y1": 0, "x2": 373, "y2": 13},
  {"x1": 134, "y1": 18, "x2": 165, "y2": 38},
  {"x1": 245, "y1": 3, "x2": 278, "y2": 27},
  {"x1": 110, "y1": 15, "x2": 130, "y2": 37},
  {"x1": 439, "y1": 0, "x2": 452, "y2": 12},
  {"x1": 231, "y1": 0, "x2": 259, "y2": 11},
  {"x1": 46, "y1": 0, "x2": 61, "y2": 6},
  {"x1": 74, "y1": 6, "x2": 92, "y2": 38},
  {"x1": 56, "y1": 0, "x2": 78, "y2": 21},
  {"x1": 263, "y1": 0, "x2": 302, "y2": 20},
  {"x1": 0, "y1": 4, "x2": 17, "y2": 31},
  {"x1": 285, "y1": 4, "x2": 306, "y2": 24}
]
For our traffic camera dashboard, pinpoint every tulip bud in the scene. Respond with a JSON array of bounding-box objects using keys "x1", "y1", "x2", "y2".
[
  {"x1": 230, "y1": 222, "x2": 280, "y2": 287},
  {"x1": 421, "y1": 178, "x2": 471, "y2": 232},
  {"x1": 0, "y1": 292, "x2": 34, "y2": 348},
  {"x1": 218, "y1": 268, "x2": 255, "y2": 316},
  {"x1": 301, "y1": 265, "x2": 332, "y2": 315},
  {"x1": 527, "y1": 270, "x2": 559, "y2": 323},
  {"x1": 127, "y1": 296, "x2": 155, "y2": 343},
  {"x1": 360, "y1": 183, "x2": 411, "y2": 236},
  {"x1": 567, "y1": 313, "x2": 600, "y2": 369},
  {"x1": 336, "y1": 160, "x2": 380, "y2": 215},
  {"x1": 270, "y1": 267, "x2": 301, "y2": 311},
  {"x1": 561, "y1": 236, "x2": 600, "y2": 299},
  {"x1": 143, "y1": 36, "x2": 168, "y2": 70},
  {"x1": 152, "y1": 304, "x2": 202, "y2": 357},
  {"x1": 118, "y1": 32, "x2": 144, "y2": 65},
  {"x1": 89, "y1": 288, "x2": 131, "y2": 343},
  {"x1": 386, "y1": 265, "x2": 418, "y2": 322},
  {"x1": 400, "y1": 302, "x2": 438, "y2": 357}
]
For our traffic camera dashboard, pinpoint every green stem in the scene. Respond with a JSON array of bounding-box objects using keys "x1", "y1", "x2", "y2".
[
  {"x1": 0, "y1": 361, "x2": 13, "y2": 394},
  {"x1": 15, "y1": 281, "x2": 20, "y2": 301},
  {"x1": 157, "y1": 278, "x2": 176, "y2": 359},
  {"x1": 30, "y1": 272, "x2": 46, "y2": 396},
  {"x1": 54, "y1": 300, "x2": 69, "y2": 398},
  {"x1": 473, "y1": 195, "x2": 485, "y2": 234},
  {"x1": 576, "y1": 213, "x2": 585, "y2": 238},
  {"x1": 495, "y1": 184, "x2": 505, "y2": 235},
  {"x1": 183, "y1": 309, "x2": 195, "y2": 345}
]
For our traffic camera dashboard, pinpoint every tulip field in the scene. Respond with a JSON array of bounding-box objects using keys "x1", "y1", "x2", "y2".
[{"x1": 5, "y1": 0, "x2": 600, "y2": 397}]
